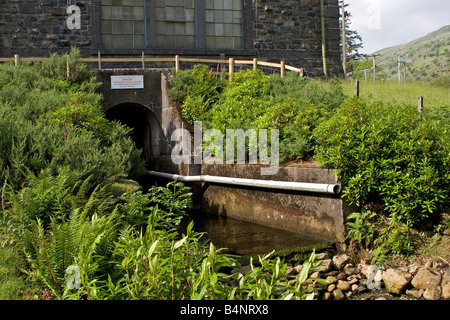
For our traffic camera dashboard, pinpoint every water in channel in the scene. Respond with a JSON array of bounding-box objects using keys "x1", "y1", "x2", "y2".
[{"x1": 182, "y1": 210, "x2": 331, "y2": 256}]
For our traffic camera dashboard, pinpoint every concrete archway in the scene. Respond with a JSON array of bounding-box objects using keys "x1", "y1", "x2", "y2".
[{"x1": 105, "y1": 102, "x2": 164, "y2": 168}]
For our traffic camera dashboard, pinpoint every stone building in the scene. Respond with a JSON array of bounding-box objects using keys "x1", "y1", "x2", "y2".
[{"x1": 0, "y1": 0, "x2": 342, "y2": 76}]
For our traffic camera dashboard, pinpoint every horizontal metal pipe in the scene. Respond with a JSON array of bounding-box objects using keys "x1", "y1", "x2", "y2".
[{"x1": 147, "y1": 170, "x2": 341, "y2": 195}]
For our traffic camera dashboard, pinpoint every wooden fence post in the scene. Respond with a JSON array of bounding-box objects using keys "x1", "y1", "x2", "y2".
[
  {"x1": 175, "y1": 55, "x2": 180, "y2": 73},
  {"x1": 354, "y1": 80, "x2": 360, "y2": 97},
  {"x1": 253, "y1": 58, "x2": 258, "y2": 70},
  {"x1": 418, "y1": 96, "x2": 423, "y2": 116},
  {"x1": 14, "y1": 54, "x2": 19, "y2": 67},
  {"x1": 280, "y1": 60, "x2": 285, "y2": 77},
  {"x1": 66, "y1": 59, "x2": 70, "y2": 78},
  {"x1": 229, "y1": 58, "x2": 234, "y2": 80}
]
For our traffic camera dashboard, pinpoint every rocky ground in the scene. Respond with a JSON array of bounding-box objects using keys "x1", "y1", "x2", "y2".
[{"x1": 289, "y1": 251, "x2": 450, "y2": 300}]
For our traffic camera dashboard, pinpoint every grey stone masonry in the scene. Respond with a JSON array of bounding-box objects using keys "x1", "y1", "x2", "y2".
[
  {"x1": 253, "y1": 0, "x2": 342, "y2": 76},
  {"x1": 0, "y1": 0, "x2": 94, "y2": 56},
  {"x1": 0, "y1": 0, "x2": 342, "y2": 77}
]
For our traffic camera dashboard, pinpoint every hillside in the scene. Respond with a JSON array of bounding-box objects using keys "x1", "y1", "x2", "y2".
[{"x1": 373, "y1": 25, "x2": 450, "y2": 81}]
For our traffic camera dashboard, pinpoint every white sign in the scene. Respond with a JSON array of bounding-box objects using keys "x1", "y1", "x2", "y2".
[{"x1": 111, "y1": 75, "x2": 144, "y2": 89}]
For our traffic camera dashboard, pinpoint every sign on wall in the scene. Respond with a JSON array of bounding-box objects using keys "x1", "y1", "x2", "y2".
[{"x1": 111, "y1": 75, "x2": 145, "y2": 89}]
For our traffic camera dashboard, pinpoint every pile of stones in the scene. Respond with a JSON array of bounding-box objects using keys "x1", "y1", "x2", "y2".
[{"x1": 287, "y1": 253, "x2": 450, "y2": 300}]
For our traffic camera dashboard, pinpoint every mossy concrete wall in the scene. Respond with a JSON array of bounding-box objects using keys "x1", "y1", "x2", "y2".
[{"x1": 200, "y1": 163, "x2": 349, "y2": 246}]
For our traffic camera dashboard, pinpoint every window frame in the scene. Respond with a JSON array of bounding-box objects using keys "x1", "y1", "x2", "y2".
[{"x1": 95, "y1": 0, "x2": 248, "y2": 54}]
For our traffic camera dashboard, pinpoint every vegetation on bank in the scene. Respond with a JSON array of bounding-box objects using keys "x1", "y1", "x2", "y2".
[
  {"x1": 0, "y1": 52, "x2": 448, "y2": 300},
  {"x1": 169, "y1": 65, "x2": 449, "y2": 264},
  {"x1": 0, "y1": 51, "x2": 325, "y2": 300}
]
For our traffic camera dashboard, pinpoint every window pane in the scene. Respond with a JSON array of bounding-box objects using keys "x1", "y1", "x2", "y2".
[
  {"x1": 224, "y1": 0, "x2": 233, "y2": 10},
  {"x1": 112, "y1": 21, "x2": 123, "y2": 34},
  {"x1": 102, "y1": 20, "x2": 112, "y2": 33},
  {"x1": 206, "y1": 0, "x2": 243, "y2": 49},
  {"x1": 123, "y1": 6, "x2": 133, "y2": 19},
  {"x1": 122, "y1": 20, "x2": 133, "y2": 33},
  {"x1": 155, "y1": 0, "x2": 197, "y2": 49},
  {"x1": 111, "y1": 6, "x2": 122, "y2": 19},
  {"x1": 134, "y1": 21, "x2": 144, "y2": 34},
  {"x1": 214, "y1": 0, "x2": 223, "y2": 10},
  {"x1": 102, "y1": 0, "x2": 144, "y2": 48}
]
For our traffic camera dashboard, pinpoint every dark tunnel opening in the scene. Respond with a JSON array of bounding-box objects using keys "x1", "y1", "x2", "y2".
[{"x1": 105, "y1": 103, "x2": 162, "y2": 169}]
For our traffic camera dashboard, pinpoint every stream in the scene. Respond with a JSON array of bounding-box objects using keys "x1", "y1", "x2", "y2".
[{"x1": 182, "y1": 210, "x2": 331, "y2": 256}]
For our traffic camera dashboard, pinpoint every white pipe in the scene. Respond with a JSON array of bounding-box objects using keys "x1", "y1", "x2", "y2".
[{"x1": 147, "y1": 171, "x2": 341, "y2": 195}]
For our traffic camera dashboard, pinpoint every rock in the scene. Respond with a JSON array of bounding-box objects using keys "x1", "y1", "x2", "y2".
[
  {"x1": 432, "y1": 258, "x2": 449, "y2": 271},
  {"x1": 285, "y1": 266, "x2": 296, "y2": 276},
  {"x1": 408, "y1": 262, "x2": 420, "y2": 275},
  {"x1": 358, "y1": 262, "x2": 378, "y2": 280},
  {"x1": 351, "y1": 284, "x2": 359, "y2": 292},
  {"x1": 310, "y1": 271, "x2": 320, "y2": 279},
  {"x1": 406, "y1": 288, "x2": 424, "y2": 299},
  {"x1": 332, "y1": 254, "x2": 350, "y2": 270},
  {"x1": 293, "y1": 265, "x2": 303, "y2": 274},
  {"x1": 344, "y1": 264, "x2": 357, "y2": 276},
  {"x1": 316, "y1": 252, "x2": 329, "y2": 260},
  {"x1": 323, "y1": 292, "x2": 331, "y2": 300},
  {"x1": 326, "y1": 276, "x2": 337, "y2": 284},
  {"x1": 332, "y1": 288, "x2": 345, "y2": 300},
  {"x1": 442, "y1": 267, "x2": 450, "y2": 286},
  {"x1": 318, "y1": 259, "x2": 332, "y2": 272},
  {"x1": 337, "y1": 272, "x2": 347, "y2": 281},
  {"x1": 442, "y1": 267, "x2": 450, "y2": 299},
  {"x1": 411, "y1": 267, "x2": 442, "y2": 290},
  {"x1": 347, "y1": 274, "x2": 359, "y2": 285},
  {"x1": 327, "y1": 284, "x2": 336, "y2": 292},
  {"x1": 337, "y1": 280, "x2": 350, "y2": 291},
  {"x1": 423, "y1": 285, "x2": 442, "y2": 300},
  {"x1": 382, "y1": 269, "x2": 412, "y2": 294},
  {"x1": 345, "y1": 291, "x2": 353, "y2": 299},
  {"x1": 442, "y1": 281, "x2": 450, "y2": 299},
  {"x1": 356, "y1": 285, "x2": 367, "y2": 294}
]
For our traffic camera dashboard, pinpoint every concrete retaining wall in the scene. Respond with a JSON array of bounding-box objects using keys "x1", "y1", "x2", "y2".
[{"x1": 200, "y1": 163, "x2": 349, "y2": 245}]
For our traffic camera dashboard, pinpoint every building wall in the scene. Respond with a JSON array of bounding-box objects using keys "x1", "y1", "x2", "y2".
[{"x1": 0, "y1": 0, "x2": 342, "y2": 76}]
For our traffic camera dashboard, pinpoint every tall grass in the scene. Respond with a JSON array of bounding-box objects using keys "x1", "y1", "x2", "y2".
[{"x1": 341, "y1": 80, "x2": 449, "y2": 109}]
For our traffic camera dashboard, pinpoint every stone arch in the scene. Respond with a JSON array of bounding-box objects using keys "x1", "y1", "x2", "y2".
[{"x1": 105, "y1": 102, "x2": 164, "y2": 168}]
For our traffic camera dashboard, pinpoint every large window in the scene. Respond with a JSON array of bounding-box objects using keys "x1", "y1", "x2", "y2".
[
  {"x1": 155, "y1": 0, "x2": 196, "y2": 49},
  {"x1": 101, "y1": 0, "x2": 145, "y2": 48},
  {"x1": 101, "y1": 0, "x2": 243, "y2": 50},
  {"x1": 205, "y1": 0, "x2": 242, "y2": 49}
]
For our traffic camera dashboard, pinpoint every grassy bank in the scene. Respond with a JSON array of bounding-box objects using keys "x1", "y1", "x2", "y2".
[{"x1": 341, "y1": 80, "x2": 449, "y2": 109}]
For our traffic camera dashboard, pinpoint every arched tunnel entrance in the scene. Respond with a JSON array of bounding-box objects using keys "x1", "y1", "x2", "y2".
[{"x1": 105, "y1": 103, "x2": 163, "y2": 169}]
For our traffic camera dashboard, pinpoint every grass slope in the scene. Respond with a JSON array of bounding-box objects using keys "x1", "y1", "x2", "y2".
[{"x1": 373, "y1": 25, "x2": 450, "y2": 81}]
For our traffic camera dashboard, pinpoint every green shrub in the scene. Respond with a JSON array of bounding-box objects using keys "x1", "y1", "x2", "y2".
[
  {"x1": 0, "y1": 54, "x2": 145, "y2": 190},
  {"x1": 314, "y1": 97, "x2": 449, "y2": 227},
  {"x1": 39, "y1": 47, "x2": 93, "y2": 84},
  {"x1": 169, "y1": 67, "x2": 345, "y2": 163},
  {"x1": 168, "y1": 64, "x2": 226, "y2": 124},
  {"x1": 431, "y1": 74, "x2": 450, "y2": 88}
]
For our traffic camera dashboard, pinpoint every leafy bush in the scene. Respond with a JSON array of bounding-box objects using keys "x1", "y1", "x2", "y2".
[
  {"x1": 168, "y1": 64, "x2": 226, "y2": 124},
  {"x1": 430, "y1": 74, "x2": 450, "y2": 88},
  {"x1": 315, "y1": 97, "x2": 449, "y2": 227},
  {"x1": 39, "y1": 47, "x2": 93, "y2": 84},
  {"x1": 0, "y1": 53, "x2": 145, "y2": 189},
  {"x1": 169, "y1": 67, "x2": 345, "y2": 163}
]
